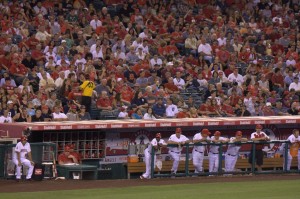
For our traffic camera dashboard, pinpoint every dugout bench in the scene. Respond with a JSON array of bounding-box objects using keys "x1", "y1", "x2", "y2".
[{"x1": 127, "y1": 158, "x2": 299, "y2": 179}]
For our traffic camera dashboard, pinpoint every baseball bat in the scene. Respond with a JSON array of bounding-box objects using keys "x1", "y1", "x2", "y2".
[{"x1": 52, "y1": 151, "x2": 58, "y2": 179}]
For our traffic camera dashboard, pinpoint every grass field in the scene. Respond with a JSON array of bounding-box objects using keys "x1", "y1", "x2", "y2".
[{"x1": 2, "y1": 180, "x2": 300, "y2": 199}]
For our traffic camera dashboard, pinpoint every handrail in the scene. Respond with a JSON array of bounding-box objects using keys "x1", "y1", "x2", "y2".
[{"x1": 151, "y1": 140, "x2": 293, "y2": 178}]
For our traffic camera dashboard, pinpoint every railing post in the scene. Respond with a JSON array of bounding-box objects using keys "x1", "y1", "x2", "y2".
[
  {"x1": 218, "y1": 142, "x2": 223, "y2": 175},
  {"x1": 284, "y1": 140, "x2": 288, "y2": 173},
  {"x1": 251, "y1": 142, "x2": 256, "y2": 174},
  {"x1": 185, "y1": 143, "x2": 189, "y2": 177},
  {"x1": 151, "y1": 146, "x2": 155, "y2": 178}
]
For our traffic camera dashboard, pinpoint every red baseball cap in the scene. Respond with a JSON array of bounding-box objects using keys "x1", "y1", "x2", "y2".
[
  {"x1": 256, "y1": 124, "x2": 262, "y2": 129},
  {"x1": 175, "y1": 128, "x2": 182, "y2": 133},
  {"x1": 201, "y1": 128, "x2": 210, "y2": 135},
  {"x1": 236, "y1": 131, "x2": 243, "y2": 136},
  {"x1": 214, "y1": 131, "x2": 221, "y2": 136},
  {"x1": 155, "y1": 133, "x2": 161, "y2": 138},
  {"x1": 71, "y1": 105, "x2": 77, "y2": 109},
  {"x1": 20, "y1": 136, "x2": 27, "y2": 141}
]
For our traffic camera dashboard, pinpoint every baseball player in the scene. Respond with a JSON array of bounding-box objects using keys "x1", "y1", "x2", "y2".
[
  {"x1": 192, "y1": 128, "x2": 211, "y2": 174},
  {"x1": 225, "y1": 131, "x2": 248, "y2": 173},
  {"x1": 12, "y1": 136, "x2": 34, "y2": 182},
  {"x1": 140, "y1": 133, "x2": 166, "y2": 179},
  {"x1": 209, "y1": 131, "x2": 228, "y2": 174},
  {"x1": 283, "y1": 129, "x2": 300, "y2": 170},
  {"x1": 168, "y1": 128, "x2": 189, "y2": 176},
  {"x1": 249, "y1": 124, "x2": 270, "y2": 172}
]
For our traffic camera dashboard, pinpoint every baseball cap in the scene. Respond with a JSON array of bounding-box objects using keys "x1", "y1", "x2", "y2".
[
  {"x1": 155, "y1": 133, "x2": 161, "y2": 138},
  {"x1": 167, "y1": 62, "x2": 173, "y2": 66},
  {"x1": 61, "y1": 40, "x2": 66, "y2": 43},
  {"x1": 236, "y1": 131, "x2": 243, "y2": 136},
  {"x1": 214, "y1": 131, "x2": 221, "y2": 136},
  {"x1": 266, "y1": 102, "x2": 272, "y2": 107},
  {"x1": 201, "y1": 128, "x2": 210, "y2": 135},
  {"x1": 7, "y1": 100, "x2": 14, "y2": 104},
  {"x1": 256, "y1": 124, "x2": 262, "y2": 129},
  {"x1": 175, "y1": 128, "x2": 182, "y2": 133},
  {"x1": 21, "y1": 136, "x2": 27, "y2": 141}
]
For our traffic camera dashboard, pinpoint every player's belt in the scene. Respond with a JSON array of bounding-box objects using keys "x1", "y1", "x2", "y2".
[
  {"x1": 195, "y1": 150, "x2": 203, "y2": 153},
  {"x1": 227, "y1": 154, "x2": 236, "y2": 156},
  {"x1": 170, "y1": 151, "x2": 180, "y2": 154},
  {"x1": 210, "y1": 152, "x2": 219, "y2": 154}
]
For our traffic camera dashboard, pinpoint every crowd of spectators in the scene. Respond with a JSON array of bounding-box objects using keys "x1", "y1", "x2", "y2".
[{"x1": 0, "y1": 0, "x2": 300, "y2": 123}]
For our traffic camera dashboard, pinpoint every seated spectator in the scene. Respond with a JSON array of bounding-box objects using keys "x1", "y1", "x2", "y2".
[
  {"x1": 96, "y1": 91, "x2": 114, "y2": 111},
  {"x1": 131, "y1": 108, "x2": 143, "y2": 119},
  {"x1": 15, "y1": 107, "x2": 31, "y2": 122},
  {"x1": 66, "y1": 105, "x2": 79, "y2": 121},
  {"x1": 187, "y1": 107, "x2": 200, "y2": 118},
  {"x1": 118, "y1": 107, "x2": 129, "y2": 119},
  {"x1": 41, "y1": 105, "x2": 52, "y2": 122},
  {"x1": 31, "y1": 109, "x2": 44, "y2": 122},
  {"x1": 165, "y1": 98, "x2": 178, "y2": 118},
  {"x1": 39, "y1": 71, "x2": 56, "y2": 96},
  {"x1": 0, "y1": 109, "x2": 13, "y2": 123},
  {"x1": 273, "y1": 101, "x2": 290, "y2": 116},
  {"x1": 131, "y1": 90, "x2": 148, "y2": 110},
  {"x1": 288, "y1": 77, "x2": 300, "y2": 92},
  {"x1": 78, "y1": 105, "x2": 91, "y2": 120},
  {"x1": 152, "y1": 97, "x2": 166, "y2": 119},
  {"x1": 52, "y1": 106, "x2": 68, "y2": 121},
  {"x1": 173, "y1": 71, "x2": 185, "y2": 91},
  {"x1": 164, "y1": 77, "x2": 180, "y2": 94},
  {"x1": 287, "y1": 102, "x2": 300, "y2": 115},
  {"x1": 262, "y1": 102, "x2": 275, "y2": 116},
  {"x1": 143, "y1": 107, "x2": 156, "y2": 120}
]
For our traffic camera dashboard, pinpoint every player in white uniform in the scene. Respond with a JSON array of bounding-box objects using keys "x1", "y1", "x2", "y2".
[
  {"x1": 140, "y1": 133, "x2": 166, "y2": 179},
  {"x1": 284, "y1": 129, "x2": 300, "y2": 170},
  {"x1": 192, "y1": 128, "x2": 211, "y2": 174},
  {"x1": 12, "y1": 136, "x2": 34, "y2": 181},
  {"x1": 168, "y1": 128, "x2": 189, "y2": 176},
  {"x1": 209, "y1": 131, "x2": 228, "y2": 173},
  {"x1": 225, "y1": 131, "x2": 248, "y2": 173}
]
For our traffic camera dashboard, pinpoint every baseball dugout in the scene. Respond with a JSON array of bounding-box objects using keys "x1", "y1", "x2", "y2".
[
  {"x1": 1, "y1": 142, "x2": 56, "y2": 180},
  {"x1": 127, "y1": 140, "x2": 299, "y2": 179}
]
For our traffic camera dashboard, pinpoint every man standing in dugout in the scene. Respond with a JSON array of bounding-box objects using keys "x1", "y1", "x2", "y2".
[
  {"x1": 249, "y1": 124, "x2": 270, "y2": 172},
  {"x1": 168, "y1": 128, "x2": 189, "y2": 177}
]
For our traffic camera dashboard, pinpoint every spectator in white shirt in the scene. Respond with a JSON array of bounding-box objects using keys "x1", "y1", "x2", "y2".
[
  {"x1": 228, "y1": 68, "x2": 244, "y2": 86},
  {"x1": 150, "y1": 54, "x2": 163, "y2": 67},
  {"x1": 90, "y1": 15, "x2": 102, "y2": 30},
  {"x1": 286, "y1": 56, "x2": 296, "y2": 67},
  {"x1": 52, "y1": 106, "x2": 68, "y2": 121},
  {"x1": 0, "y1": 109, "x2": 13, "y2": 123},
  {"x1": 173, "y1": 71, "x2": 185, "y2": 90},
  {"x1": 166, "y1": 98, "x2": 179, "y2": 118},
  {"x1": 289, "y1": 77, "x2": 300, "y2": 92},
  {"x1": 198, "y1": 37, "x2": 213, "y2": 64},
  {"x1": 217, "y1": 32, "x2": 227, "y2": 46},
  {"x1": 143, "y1": 107, "x2": 156, "y2": 120},
  {"x1": 92, "y1": 46, "x2": 104, "y2": 59}
]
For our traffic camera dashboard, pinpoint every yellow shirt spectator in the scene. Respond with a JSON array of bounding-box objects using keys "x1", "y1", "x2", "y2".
[{"x1": 80, "y1": 80, "x2": 95, "y2": 97}]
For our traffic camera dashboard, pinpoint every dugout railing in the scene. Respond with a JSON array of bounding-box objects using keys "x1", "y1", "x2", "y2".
[
  {"x1": 150, "y1": 140, "x2": 298, "y2": 178},
  {"x1": 0, "y1": 142, "x2": 56, "y2": 179}
]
